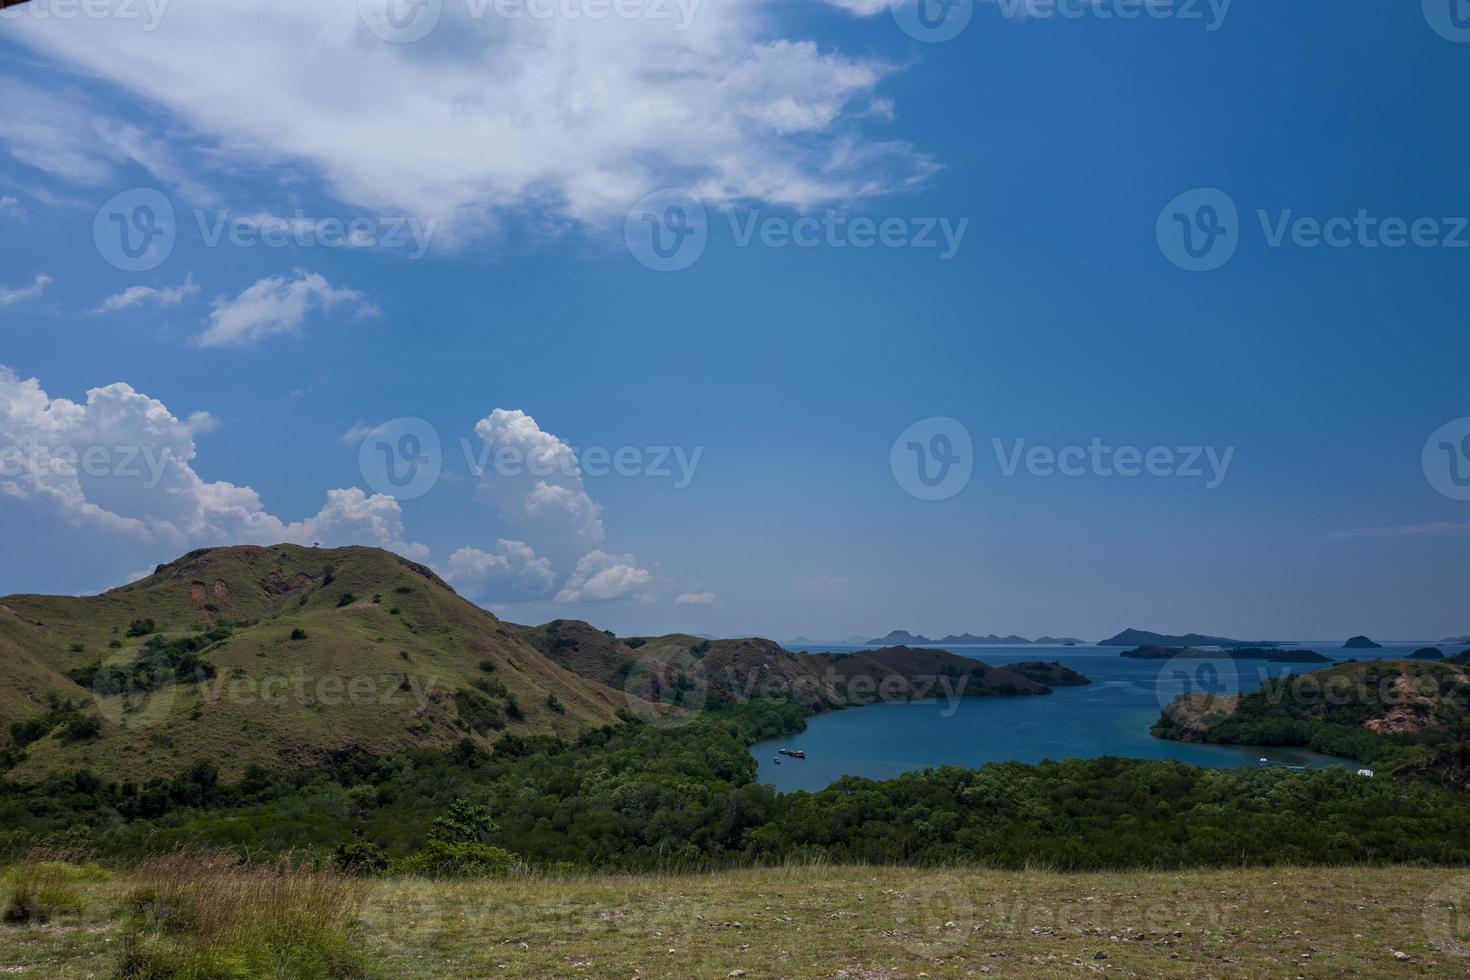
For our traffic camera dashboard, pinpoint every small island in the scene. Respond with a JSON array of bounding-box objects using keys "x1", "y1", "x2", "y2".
[
  {"x1": 1343, "y1": 635, "x2": 1383, "y2": 650},
  {"x1": 1410, "y1": 647, "x2": 1445, "y2": 661},
  {"x1": 1120, "y1": 645, "x2": 1330, "y2": 664},
  {"x1": 1099, "y1": 628, "x2": 1254, "y2": 648}
]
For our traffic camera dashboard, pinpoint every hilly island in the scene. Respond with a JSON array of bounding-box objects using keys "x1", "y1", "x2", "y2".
[
  {"x1": 0, "y1": 544, "x2": 1088, "y2": 781},
  {"x1": 4, "y1": 547, "x2": 1470, "y2": 977}
]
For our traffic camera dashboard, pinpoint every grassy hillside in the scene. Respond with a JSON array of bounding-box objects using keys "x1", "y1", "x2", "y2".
[
  {"x1": 517, "y1": 622, "x2": 1090, "y2": 712},
  {"x1": 0, "y1": 545, "x2": 662, "y2": 780},
  {"x1": 3, "y1": 861, "x2": 1464, "y2": 977}
]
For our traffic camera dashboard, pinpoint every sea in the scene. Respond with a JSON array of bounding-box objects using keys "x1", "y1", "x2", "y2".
[{"x1": 749, "y1": 642, "x2": 1450, "y2": 793}]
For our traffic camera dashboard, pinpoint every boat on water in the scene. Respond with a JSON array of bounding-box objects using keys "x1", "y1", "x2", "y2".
[{"x1": 778, "y1": 749, "x2": 806, "y2": 760}]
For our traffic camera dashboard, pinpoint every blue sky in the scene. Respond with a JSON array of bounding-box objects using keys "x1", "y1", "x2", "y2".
[{"x1": 1, "y1": 0, "x2": 1467, "y2": 642}]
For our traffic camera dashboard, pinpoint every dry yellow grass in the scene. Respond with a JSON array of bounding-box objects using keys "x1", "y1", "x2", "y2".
[{"x1": 4, "y1": 863, "x2": 1470, "y2": 977}]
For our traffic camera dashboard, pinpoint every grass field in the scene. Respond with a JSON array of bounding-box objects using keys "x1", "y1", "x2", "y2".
[{"x1": 4, "y1": 862, "x2": 1469, "y2": 977}]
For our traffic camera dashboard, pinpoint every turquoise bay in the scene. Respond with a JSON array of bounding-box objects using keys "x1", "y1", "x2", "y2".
[{"x1": 748, "y1": 644, "x2": 1435, "y2": 793}]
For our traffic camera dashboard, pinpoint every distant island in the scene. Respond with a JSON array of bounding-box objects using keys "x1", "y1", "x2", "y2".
[
  {"x1": 1443, "y1": 635, "x2": 1470, "y2": 645},
  {"x1": 1121, "y1": 645, "x2": 1331, "y2": 664},
  {"x1": 866, "y1": 629, "x2": 934, "y2": 645},
  {"x1": 866, "y1": 630, "x2": 1084, "y2": 646},
  {"x1": 1098, "y1": 628, "x2": 1261, "y2": 648},
  {"x1": 1343, "y1": 635, "x2": 1383, "y2": 649},
  {"x1": 1411, "y1": 647, "x2": 1445, "y2": 661}
]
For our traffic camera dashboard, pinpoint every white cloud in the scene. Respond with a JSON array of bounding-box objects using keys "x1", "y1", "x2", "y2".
[
  {"x1": 7, "y1": 1, "x2": 932, "y2": 244},
  {"x1": 0, "y1": 77, "x2": 215, "y2": 204},
  {"x1": 556, "y1": 550, "x2": 655, "y2": 603},
  {"x1": 0, "y1": 196, "x2": 22, "y2": 218},
  {"x1": 444, "y1": 540, "x2": 557, "y2": 602},
  {"x1": 91, "y1": 273, "x2": 199, "y2": 315},
  {"x1": 1331, "y1": 523, "x2": 1470, "y2": 541},
  {"x1": 339, "y1": 421, "x2": 377, "y2": 446},
  {"x1": 0, "y1": 273, "x2": 51, "y2": 308},
  {"x1": 675, "y1": 591, "x2": 716, "y2": 605},
  {"x1": 197, "y1": 270, "x2": 378, "y2": 348},
  {"x1": 817, "y1": 0, "x2": 891, "y2": 14},
  {"x1": 471, "y1": 409, "x2": 604, "y2": 562},
  {"x1": 0, "y1": 364, "x2": 427, "y2": 560}
]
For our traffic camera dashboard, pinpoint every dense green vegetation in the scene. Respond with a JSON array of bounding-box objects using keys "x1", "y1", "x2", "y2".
[
  {"x1": 1153, "y1": 658, "x2": 1470, "y2": 781},
  {"x1": 4, "y1": 700, "x2": 1470, "y2": 874}
]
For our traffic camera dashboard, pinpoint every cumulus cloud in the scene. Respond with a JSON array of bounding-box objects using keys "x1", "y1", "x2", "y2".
[
  {"x1": 675, "y1": 591, "x2": 716, "y2": 605},
  {"x1": 197, "y1": 270, "x2": 378, "y2": 348},
  {"x1": 444, "y1": 540, "x2": 558, "y2": 602},
  {"x1": 470, "y1": 409, "x2": 604, "y2": 562},
  {"x1": 556, "y1": 550, "x2": 655, "y2": 603},
  {"x1": 92, "y1": 274, "x2": 199, "y2": 315},
  {"x1": 0, "y1": 364, "x2": 427, "y2": 559},
  {"x1": 0, "y1": 196, "x2": 22, "y2": 218},
  {"x1": 0, "y1": 273, "x2": 51, "y2": 308},
  {"x1": 6, "y1": 1, "x2": 932, "y2": 244}
]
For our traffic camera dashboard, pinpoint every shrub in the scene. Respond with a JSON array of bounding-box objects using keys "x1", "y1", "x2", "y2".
[
  {"x1": 117, "y1": 851, "x2": 367, "y2": 979},
  {"x1": 546, "y1": 693, "x2": 565, "y2": 714},
  {"x1": 392, "y1": 800, "x2": 517, "y2": 878},
  {"x1": 454, "y1": 688, "x2": 505, "y2": 734},
  {"x1": 290, "y1": 628, "x2": 308, "y2": 641},
  {"x1": 477, "y1": 659, "x2": 496, "y2": 673},
  {"x1": 126, "y1": 618, "x2": 157, "y2": 637},
  {"x1": 332, "y1": 840, "x2": 387, "y2": 876},
  {"x1": 336, "y1": 593, "x2": 356, "y2": 608},
  {"x1": 59, "y1": 715, "x2": 101, "y2": 744}
]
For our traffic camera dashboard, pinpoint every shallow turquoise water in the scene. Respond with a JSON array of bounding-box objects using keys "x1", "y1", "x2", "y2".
[{"x1": 750, "y1": 643, "x2": 1438, "y2": 792}]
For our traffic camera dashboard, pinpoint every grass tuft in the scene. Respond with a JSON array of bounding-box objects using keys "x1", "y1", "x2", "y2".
[
  {"x1": 1, "y1": 846, "x2": 101, "y2": 925},
  {"x1": 116, "y1": 850, "x2": 368, "y2": 979}
]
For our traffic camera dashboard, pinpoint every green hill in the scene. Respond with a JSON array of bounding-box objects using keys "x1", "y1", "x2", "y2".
[
  {"x1": 0, "y1": 545, "x2": 662, "y2": 780},
  {"x1": 1153, "y1": 657, "x2": 1470, "y2": 783},
  {"x1": 515, "y1": 623, "x2": 1090, "y2": 712}
]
